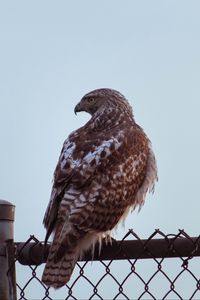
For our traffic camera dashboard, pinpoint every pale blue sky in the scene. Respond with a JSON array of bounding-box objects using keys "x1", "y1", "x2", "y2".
[{"x1": 0, "y1": 1, "x2": 200, "y2": 298}]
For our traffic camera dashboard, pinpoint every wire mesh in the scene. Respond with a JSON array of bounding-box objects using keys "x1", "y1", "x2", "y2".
[{"x1": 12, "y1": 230, "x2": 200, "y2": 299}]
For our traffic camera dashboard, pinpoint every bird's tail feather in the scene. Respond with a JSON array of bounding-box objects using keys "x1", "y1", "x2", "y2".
[
  {"x1": 42, "y1": 221, "x2": 83, "y2": 289},
  {"x1": 42, "y1": 245, "x2": 79, "y2": 289}
]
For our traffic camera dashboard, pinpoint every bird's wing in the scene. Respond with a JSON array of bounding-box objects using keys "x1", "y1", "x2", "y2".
[
  {"x1": 43, "y1": 137, "x2": 76, "y2": 242},
  {"x1": 43, "y1": 133, "x2": 123, "y2": 242}
]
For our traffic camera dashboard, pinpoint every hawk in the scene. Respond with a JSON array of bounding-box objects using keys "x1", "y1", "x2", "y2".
[{"x1": 42, "y1": 88, "x2": 157, "y2": 288}]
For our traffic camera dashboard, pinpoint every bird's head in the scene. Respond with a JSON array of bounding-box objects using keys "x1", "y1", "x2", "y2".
[{"x1": 74, "y1": 88, "x2": 130, "y2": 116}]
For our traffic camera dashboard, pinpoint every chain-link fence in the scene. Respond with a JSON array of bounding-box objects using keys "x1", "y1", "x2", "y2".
[
  {"x1": 9, "y1": 229, "x2": 200, "y2": 300},
  {"x1": 1, "y1": 200, "x2": 200, "y2": 299}
]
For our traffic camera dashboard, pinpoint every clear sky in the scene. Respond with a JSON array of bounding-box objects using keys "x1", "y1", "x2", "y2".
[{"x1": 0, "y1": 1, "x2": 200, "y2": 298}]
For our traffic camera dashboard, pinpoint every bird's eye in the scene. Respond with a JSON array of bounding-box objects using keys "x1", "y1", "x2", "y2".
[{"x1": 87, "y1": 97, "x2": 95, "y2": 103}]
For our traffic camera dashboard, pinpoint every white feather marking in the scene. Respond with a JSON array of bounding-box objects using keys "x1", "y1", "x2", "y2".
[
  {"x1": 73, "y1": 159, "x2": 81, "y2": 166},
  {"x1": 79, "y1": 194, "x2": 86, "y2": 202},
  {"x1": 84, "y1": 138, "x2": 121, "y2": 165},
  {"x1": 93, "y1": 191, "x2": 99, "y2": 197},
  {"x1": 78, "y1": 230, "x2": 113, "y2": 260},
  {"x1": 67, "y1": 187, "x2": 80, "y2": 195},
  {"x1": 63, "y1": 141, "x2": 76, "y2": 158},
  {"x1": 64, "y1": 193, "x2": 76, "y2": 200},
  {"x1": 60, "y1": 141, "x2": 82, "y2": 169}
]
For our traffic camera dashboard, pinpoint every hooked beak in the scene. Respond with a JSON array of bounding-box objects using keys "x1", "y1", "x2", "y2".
[{"x1": 74, "y1": 102, "x2": 82, "y2": 115}]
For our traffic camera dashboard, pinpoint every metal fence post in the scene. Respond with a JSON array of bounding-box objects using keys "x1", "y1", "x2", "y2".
[{"x1": 0, "y1": 199, "x2": 16, "y2": 300}]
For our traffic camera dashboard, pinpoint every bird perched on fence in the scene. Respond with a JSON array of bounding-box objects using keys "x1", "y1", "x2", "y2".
[{"x1": 42, "y1": 88, "x2": 157, "y2": 289}]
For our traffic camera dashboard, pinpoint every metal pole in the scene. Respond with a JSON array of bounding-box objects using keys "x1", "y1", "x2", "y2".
[{"x1": 0, "y1": 199, "x2": 15, "y2": 300}]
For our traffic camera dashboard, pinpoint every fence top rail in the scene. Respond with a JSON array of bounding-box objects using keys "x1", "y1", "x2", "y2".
[{"x1": 15, "y1": 229, "x2": 200, "y2": 266}]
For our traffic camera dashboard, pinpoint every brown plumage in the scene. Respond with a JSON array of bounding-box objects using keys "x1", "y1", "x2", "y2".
[{"x1": 42, "y1": 88, "x2": 157, "y2": 288}]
